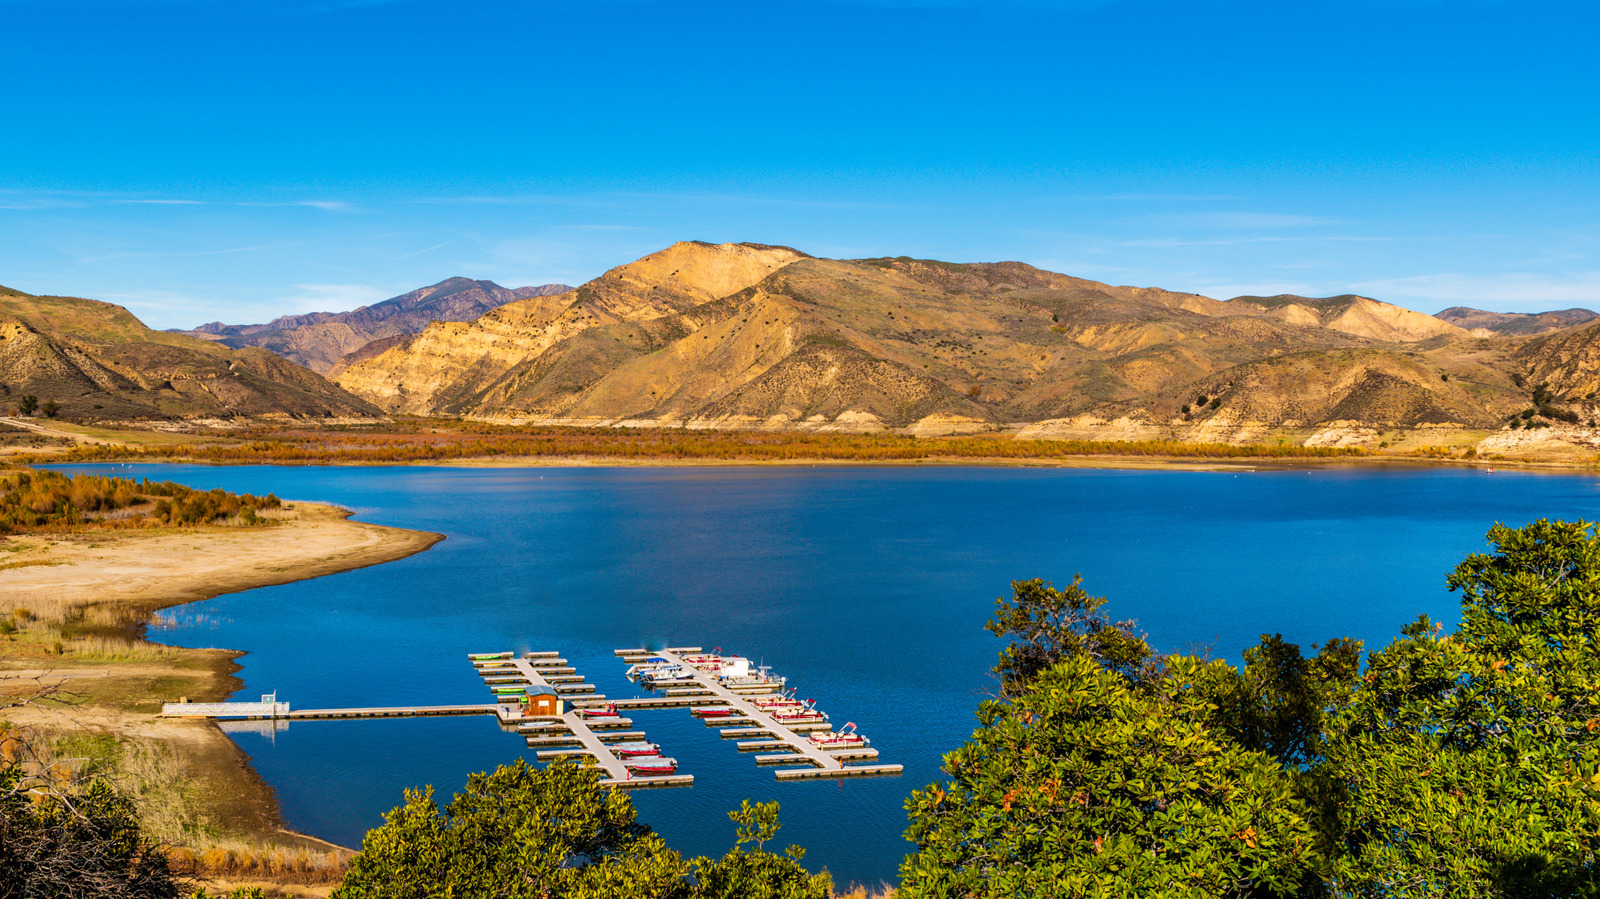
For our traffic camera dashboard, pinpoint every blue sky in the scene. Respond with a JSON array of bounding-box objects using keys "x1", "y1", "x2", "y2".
[{"x1": 3, "y1": 0, "x2": 1597, "y2": 329}]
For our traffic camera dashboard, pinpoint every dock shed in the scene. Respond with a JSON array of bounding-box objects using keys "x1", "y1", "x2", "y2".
[{"x1": 521, "y1": 685, "x2": 563, "y2": 718}]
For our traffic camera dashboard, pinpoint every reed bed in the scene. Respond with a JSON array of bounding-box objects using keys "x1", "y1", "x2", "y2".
[{"x1": 167, "y1": 844, "x2": 350, "y2": 884}]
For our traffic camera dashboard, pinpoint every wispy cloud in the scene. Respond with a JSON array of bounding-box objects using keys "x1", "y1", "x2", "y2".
[
  {"x1": 79, "y1": 244, "x2": 278, "y2": 264},
  {"x1": 269, "y1": 283, "x2": 394, "y2": 316},
  {"x1": 1349, "y1": 272, "x2": 1600, "y2": 312},
  {"x1": 1136, "y1": 212, "x2": 1345, "y2": 231},
  {"x1": 1120, "y1": 235, "x2": 1389, "y2": 248},
  {"x1": 384, "y1": 240, "x2": 456, "y2": 263},
  {"x1": 112, "y1": 198, "x2": 208, "y2": 206},
  {"x1": 240, "y1": 200, "x2": 353, "y2": 212},
  {"x1": 0, "y1": 188, "x2": 352, "y2": 211},
  {"x1": 1088, "y1": 194, "x2": 1244, "y2": 203}
]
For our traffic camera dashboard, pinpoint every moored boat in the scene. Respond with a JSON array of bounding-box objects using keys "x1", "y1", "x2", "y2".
[
  {"x1": 808, "y1": 722, "x2": 866, "y2": 749},
  {"x1": 625, "y1": 658, "x2": 674, "y2": 679},
  {"x1": 690, "y1": 705, "x2": 737, "y2": 718},
  {"x1": 771, "y1": 701, "x2": 828, "y2": 724},
  {"x1": 626, "y1": 756, "x2": 678, "y2": 775},
  {"x1": 576, "y1": 702, "x2": 620, "y2": 718},
  {"x1": 639, "y1": 665, "x2": 698, "y2": 687},
  {"x1": 609, "y1": 741, "x2": 662, "y2": 757}
]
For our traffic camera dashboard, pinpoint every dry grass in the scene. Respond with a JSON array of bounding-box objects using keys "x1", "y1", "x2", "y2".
[
  {"x1": 5, "y1": 724, "x2": 349, "y2": 886},
  {"x1": 833, "y1": 884, "x2": 897, "y2": 899},
  {"x1": 168, "y1": 843, "x2": 349, "y2": 884}
]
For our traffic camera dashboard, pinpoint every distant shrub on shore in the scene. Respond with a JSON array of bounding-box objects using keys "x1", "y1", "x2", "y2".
[
  {"x1": 38, "y1": 421, "x2": 1367, "y2": 466},
  {"x1": 0, "y1": 469, "x2": 279, "y2": 534}
]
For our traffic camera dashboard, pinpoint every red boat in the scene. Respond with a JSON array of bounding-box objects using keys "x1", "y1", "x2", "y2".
[
  {"x1": 808, "y1": 722, "x2": 866, "y2": 749},
  {"x1": 610, "y1": 741, "x2": 662, "y2": 757},
  {"x1": 691, "y1": 705, "x2": 738, "y2": 718},
  {"x1": 626, "y1": 756, "x2": 678, "y2": 775},
  {"x1": 771, "y1": 702, "x2": 828, "y2": 724},
  {"x1": 576, "y1": 702, "x2": 619, "y2": 718}
]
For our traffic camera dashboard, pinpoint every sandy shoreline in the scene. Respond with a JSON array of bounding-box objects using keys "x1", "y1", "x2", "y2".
[
  {"x1": 0, "y1": 502, "x2": 443, "y2": 873},
  {"x1": 0, "y1": 500, "x2": 442, "y2": 609}
]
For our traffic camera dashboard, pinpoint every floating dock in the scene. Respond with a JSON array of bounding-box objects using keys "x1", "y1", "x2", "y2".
[
  {"x1": 470, "y1": 652, "x2": 691, "y2": 790},
  {"x1": 613, "y1": 647, "x2": 901, "y2": 781}
]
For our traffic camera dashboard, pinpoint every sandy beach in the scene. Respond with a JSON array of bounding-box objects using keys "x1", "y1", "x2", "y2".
[
  {"x1": 0, "y1": 502, "x2": 443, "y2": 889},
  {"x1": 0, "y1": 500, "x2": 441, "y2": 607}
]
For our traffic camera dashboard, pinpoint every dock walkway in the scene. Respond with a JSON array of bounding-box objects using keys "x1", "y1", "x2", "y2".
[
  {"x1": 471, "y1": 652, "x2": 691, "y2": 789},
  {"x1": 614, "y1": 648, "x2": 901, "y2": 781}
]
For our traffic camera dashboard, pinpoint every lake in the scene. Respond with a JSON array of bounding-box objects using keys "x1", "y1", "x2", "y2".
[{"x1": 54, "y1": 462, "x2": 1600, "y2": 887}]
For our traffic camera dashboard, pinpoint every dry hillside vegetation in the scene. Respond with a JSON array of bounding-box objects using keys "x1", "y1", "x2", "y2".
[
  {"x1": 0, "y1": 287, "x2": 380, "y2": 423},
  {"x1": 334, "y1": 242, "x2": 1596, "y2": 445}
]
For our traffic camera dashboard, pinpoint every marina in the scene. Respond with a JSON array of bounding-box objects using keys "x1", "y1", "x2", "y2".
[
  {"x1": 614, "y1": 647, "x2": 902, "y2": 780},
  {"x1": 163, "y1": 641, "x2": 899, "y2": 791}
]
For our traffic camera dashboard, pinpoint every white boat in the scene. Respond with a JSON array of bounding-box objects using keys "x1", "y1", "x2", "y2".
[
  {"x1": 771, "y1": 699, "x2": 828, "y2": 724},
  {"x1": 808, "y1": 722, "x2": 867, "y2": 749},
  {"x1": 639, "y1": 665, "x2": 698, "y2": 687},
  {"x1": 609, "y1": 741, "x2": 662, "y2": 757},
  {"x1": 625, "y1": 658, "x2": 675, "y2": 679},
  {"x1": 718, "y1": 660, "x2": 787, "y2": 689}
]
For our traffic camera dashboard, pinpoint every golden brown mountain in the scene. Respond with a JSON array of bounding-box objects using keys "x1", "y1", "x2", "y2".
[
  {"x1": 176, "y1": 277, "x2": 572, "y2": 375},
  {"x1": 1227, "y1": 294, "x2": 1471, "y2": 342},
  {"x1": 333, "y1": 243, "x2": 1538, "y2": 436},
  {"x1": 1515, "y1": 320, "x2": 1600, "y2": 402},
  {"x1": 0, "y1": 286, "x2": 380, "y2": 423}
]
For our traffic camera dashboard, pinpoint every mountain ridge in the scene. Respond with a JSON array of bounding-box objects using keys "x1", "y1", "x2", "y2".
[
  {"x1": 175, "y1": 277, "x2": 572, "y2": 375},
  {"x1": 0, "y1": 286, "x2": 380, "y2": 423},
  {"x1": 333, "y1": 243, "x2": 1561, "y2": 439}
]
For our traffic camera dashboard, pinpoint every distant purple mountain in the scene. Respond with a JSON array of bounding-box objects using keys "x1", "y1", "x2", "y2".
[{"x1": 177, "y1": 277, "x2": 571, "y2": 374}]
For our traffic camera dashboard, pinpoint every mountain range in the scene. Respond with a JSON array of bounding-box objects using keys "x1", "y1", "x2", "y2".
[
  {"x1": 330, "y1": 242, "x2": 1600, "y2": 446},
  {"x1": 7, "y1": 245, "x2": 1600, "y2": 453}
]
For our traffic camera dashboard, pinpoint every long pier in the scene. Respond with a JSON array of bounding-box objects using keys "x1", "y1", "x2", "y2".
[
  {"x1": 162, "y1": 699, "x2": 508, "y2": 722},
  {"x1": 613, "y1": 647, "x2": 901, "y2": 780}
]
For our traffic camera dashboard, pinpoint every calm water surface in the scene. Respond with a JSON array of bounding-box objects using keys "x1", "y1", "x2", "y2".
[{"x1": 55, "y1": 463, "x2": 1600, "y2": 887}]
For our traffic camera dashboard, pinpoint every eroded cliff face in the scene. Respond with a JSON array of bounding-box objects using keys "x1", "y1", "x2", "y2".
[{"x1": 330, "y1": 243, "x2": 1556, "y2": 436}]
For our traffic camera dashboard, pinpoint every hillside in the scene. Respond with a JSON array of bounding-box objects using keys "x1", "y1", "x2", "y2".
[
  {"x1": 1226, "y1": 294, "x2": 1471, "y2": 342},
  {"x1": 1435, "y1": 306, "x2": 1598, "y2": 337},
  {"x1": 179, "y1": 277, "x2": 571, "y2": 375},
  {"x1": 333, "y1": 243, "x2": 1538, "y2": 437},
  {"x1": 0, "y1": 288, "x2": 380, "y2": 423}
]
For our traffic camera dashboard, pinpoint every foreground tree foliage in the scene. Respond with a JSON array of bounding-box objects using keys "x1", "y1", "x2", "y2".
[
  {"x1": 332, "y1": 759, "x2": 828, "y2": 899},
  {"x1": 1323, "y1": 520, "x2": 1600, "y2": 896},
  {"x1": 0, "y1": 730, "x2": 183, "y2": 898},
  {"x1": 901, "y1": 654, "x2": 1319, "y2": 897},
  {"x1": 905, "y1": 520, "x2": 1600, "y2": 897}
]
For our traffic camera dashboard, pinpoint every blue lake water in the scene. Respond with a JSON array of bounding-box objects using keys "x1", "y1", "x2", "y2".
[{"x1": 51, "y1": 462, "x2": 1600, "y2": 887}]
